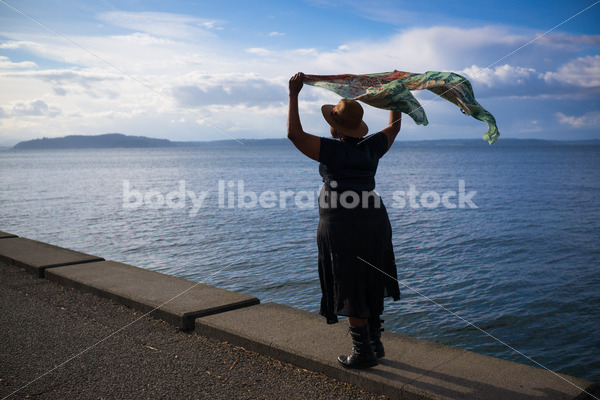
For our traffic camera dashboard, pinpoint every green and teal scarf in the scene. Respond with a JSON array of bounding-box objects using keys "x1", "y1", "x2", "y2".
[{"x1": 305, "y1": 70, "x2": 499, "y2": 144}]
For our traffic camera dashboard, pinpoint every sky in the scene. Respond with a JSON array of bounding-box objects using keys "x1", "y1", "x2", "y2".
[{"x1": 0, "y1": 0, "x2": 599, "y2": 146}]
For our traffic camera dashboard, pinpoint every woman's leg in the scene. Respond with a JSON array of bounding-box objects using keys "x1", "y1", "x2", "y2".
[
  {"x1": 344, "y1": 300, "x2": 366, "y2": 327},
  {"x1": 338, "y1": 301, "x2": 377, "y2": 369},
  {"x1": 369, "y1": 316, "x2": 385, "y2": 358},
  {"x1": 347, "y1": 317, "x2": 366, "y2": 327}
]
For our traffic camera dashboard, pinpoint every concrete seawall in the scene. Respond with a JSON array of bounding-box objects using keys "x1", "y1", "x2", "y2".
[{"x1": 1, "y1": 230, "x2": 598, "y2": 400}]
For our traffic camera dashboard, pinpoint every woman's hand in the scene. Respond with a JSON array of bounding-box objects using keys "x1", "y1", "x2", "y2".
[{"x1": 289, "y1": 72, "x2": 305, "y2": 97}]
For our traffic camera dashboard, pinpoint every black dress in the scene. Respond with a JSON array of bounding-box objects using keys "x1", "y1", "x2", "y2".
[{"x1": 317, "y1": 132, "x2": 400, "y2": 324}]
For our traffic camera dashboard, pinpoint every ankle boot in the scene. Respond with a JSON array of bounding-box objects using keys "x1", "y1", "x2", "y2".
[
  {"x1": 337, "y1": 324, "x2": 378, "y2": 369},
  {"x1": 369, "y1": 317, "x2": 385, "y2": 358}
]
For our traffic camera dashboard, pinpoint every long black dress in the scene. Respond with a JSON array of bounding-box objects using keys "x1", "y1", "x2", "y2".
[{"x1": 317, "y1": 131, "x2": 400, "y2": 324}]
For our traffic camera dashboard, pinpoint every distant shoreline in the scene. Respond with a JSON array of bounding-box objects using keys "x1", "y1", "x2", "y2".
[{"x1": 6, "y1": 133, "x2": 600, "y2": 150}]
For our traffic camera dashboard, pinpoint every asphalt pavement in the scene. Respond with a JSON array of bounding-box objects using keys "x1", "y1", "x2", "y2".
[{"x1": 0, "y1": 261, "x2": 385, "y2": 400}]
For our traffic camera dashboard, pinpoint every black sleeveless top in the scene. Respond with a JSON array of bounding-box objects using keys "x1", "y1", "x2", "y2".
[{"x1": 318, "y1": 131, "x2": 388, "y2": 192}]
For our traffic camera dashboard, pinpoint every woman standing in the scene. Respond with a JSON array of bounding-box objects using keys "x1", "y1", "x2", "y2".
[{"x1": 287, "y1": 72, "x2": 401, "y2": 369}]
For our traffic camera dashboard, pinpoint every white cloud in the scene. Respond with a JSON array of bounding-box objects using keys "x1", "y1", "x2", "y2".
[
  {"x1": 2, "y1": 99, "x2": 61, "y2": 118},
  {"x1": 330, "y1": 25, "x2": 529, "y2": 72},
  {"x1": 246, "y1": 48, "x2": 272, "y2": 56},
  {"x1": 0, "y1": 39, "x2": 68, "y2": 65},
  {"x1": 463, "y1": 64, "x2": 538, "y2": 87},
  {"x1": 0, "y1": 56, "x2": 37, "y2": 69},
  {"x1": 557, "y1": 111, "x2": 600, "y2": 129},
  {"x1": 249, "y1": 25, "x2": 596, "y2": 80},
  {"x1": 97, "y1": 11, "x2": 221, "y2": 40},
  {"x1": 544, "y1": 55, "x2": 600, "y2": 87},
  {"x1": 109, "y1": 32, "x2": 173, "y2": 46},
  {"x1": 537, "y1": 33, "x2": 600, "y2": 48},
  {"x1": 268, "y1": 32, "x2": 285, "y2": 37},
  {"x1": 2, "y1": 68, "x2": 124, "y2": 100},
  {"x1": 6, "y1": 68, "x2": 123, "y2": 85},
  {"x1": 0, "y1": 29, "x2": 225, "y2": 74},
  {"x1": 170, "y1": 72, "x2": 287, "y2": 106},
  {"x1": 459, "y1": 56, "x2": 600, "y2": 99}
]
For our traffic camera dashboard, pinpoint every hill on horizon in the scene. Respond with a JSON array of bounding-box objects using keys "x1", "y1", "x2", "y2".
[
  {"x1": 12, "y1": 133, "x2": 175, "y2": 150},
  {"x1": 11, "y1": 133, "x2": 295, "y2": 149},
  {"x1": 10, "y1": 133, "x2": 600, "y2": 150}
]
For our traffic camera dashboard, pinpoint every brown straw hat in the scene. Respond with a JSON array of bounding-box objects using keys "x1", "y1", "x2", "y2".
[{"x1": 321, "y1": 98, "x2": 368, "y2": 138}]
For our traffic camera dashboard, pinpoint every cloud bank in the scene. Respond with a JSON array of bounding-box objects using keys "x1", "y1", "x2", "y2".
[{"x1": 0, "y1": 10, "x2": 599, "y2": 144}]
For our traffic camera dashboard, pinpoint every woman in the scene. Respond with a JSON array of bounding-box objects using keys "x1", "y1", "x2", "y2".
[{"x1": 287, "y1": 72, "x2": 401, "y2": 369}]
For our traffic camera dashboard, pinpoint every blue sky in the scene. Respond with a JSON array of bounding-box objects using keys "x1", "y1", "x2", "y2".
[{"x1": 0, "y1": 0, "x2": 599, "y2": 145}]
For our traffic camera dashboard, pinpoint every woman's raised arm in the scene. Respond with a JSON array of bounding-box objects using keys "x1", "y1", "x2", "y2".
[
  {"x1": 287, "y1": 72, "x2": 320, "y2": 161},
  {"x1": 381, "y1": 111, "x2": 402, "y2": 150},
  {"x1": 381, "y1": 111, "x2": 402, "y2": 151}
]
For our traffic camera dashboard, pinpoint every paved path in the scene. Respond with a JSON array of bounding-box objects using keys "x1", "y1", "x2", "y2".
[{"x1": 0, "y1": 261, "x2": 384, "y2": 400}]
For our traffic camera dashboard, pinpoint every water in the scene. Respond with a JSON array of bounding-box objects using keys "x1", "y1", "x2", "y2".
[{"x1": 1, "y1": 142, "x2": 599, "y2": 383}]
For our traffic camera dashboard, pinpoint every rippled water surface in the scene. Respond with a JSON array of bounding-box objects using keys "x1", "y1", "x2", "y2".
[{"x1": 1, "y1": 142, "x2": 599, "y2": 382}]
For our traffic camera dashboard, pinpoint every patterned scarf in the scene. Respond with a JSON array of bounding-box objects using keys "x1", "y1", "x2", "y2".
[{"x1": 304, "y1": 71, "x2": 499, "y2": 144}]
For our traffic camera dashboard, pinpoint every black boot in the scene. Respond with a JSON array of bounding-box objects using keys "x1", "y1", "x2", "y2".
[
  {"x1": 369, "y1": 317, "x2": 385, "y2": 358},
  {"x1": 337, "y1": 324, "x2": 378, "y2": 369}
]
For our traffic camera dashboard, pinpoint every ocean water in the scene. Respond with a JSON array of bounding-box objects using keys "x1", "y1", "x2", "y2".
[{"x1": 1, "y1": 141, "x2": 599, "y2": 383}]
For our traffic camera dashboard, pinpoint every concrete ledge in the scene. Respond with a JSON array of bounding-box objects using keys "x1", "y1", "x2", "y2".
[
  {"x1": 0, "y1": 231, "x2": 18, "y2": 239},
  {"x1": 196, "y1": 302, "x2": 598, "y2": 400},
  {"x1": 46, "y1": 260, "x2": 260, "y2": 330},
  {"x1": 0, "y1": 237, "x2": 104, "y2": 277}
]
